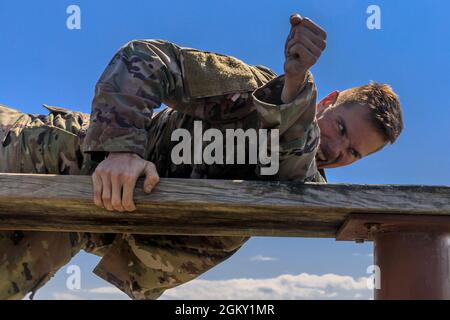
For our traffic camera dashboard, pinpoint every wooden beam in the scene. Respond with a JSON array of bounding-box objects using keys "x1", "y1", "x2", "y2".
[{"x1": 0, "y1": 173, "x2": 449, "y2": 238}]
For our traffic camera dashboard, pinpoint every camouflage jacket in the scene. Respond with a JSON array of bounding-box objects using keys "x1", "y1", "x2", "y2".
[{"x1": 83, "y1": 40, "x2": 324, "y2": 182}]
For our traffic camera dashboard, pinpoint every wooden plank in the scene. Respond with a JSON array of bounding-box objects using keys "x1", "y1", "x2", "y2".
[{"x1": 0, "y1": 173, "x2": 449, "y2": 238}]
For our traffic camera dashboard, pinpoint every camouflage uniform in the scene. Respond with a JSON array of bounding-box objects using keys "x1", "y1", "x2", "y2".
[{"x1": 0, "y1": 40, "x2": 323, "y2": 300}]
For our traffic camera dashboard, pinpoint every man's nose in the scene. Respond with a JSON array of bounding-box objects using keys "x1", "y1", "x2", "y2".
[{"x1": 328, "y1": 136, "x2": 347, "y2": 160}]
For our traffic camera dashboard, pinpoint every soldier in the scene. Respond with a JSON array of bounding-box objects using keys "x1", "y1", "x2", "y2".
[{"x1": 0, "y1": 14, "x2": 403, "y2": 300}]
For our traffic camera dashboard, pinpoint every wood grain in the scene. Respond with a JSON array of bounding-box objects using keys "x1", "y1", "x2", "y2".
[{"x1": 0, "y1": 173, "x2": 448, "y2": 238}]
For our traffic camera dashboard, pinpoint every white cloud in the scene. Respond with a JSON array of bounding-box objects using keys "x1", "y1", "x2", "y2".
[
  {"x1": 48, "y1": 288, "x2": 128, "y2": 300},
  {"x1": 161, "y1": 273, "x2": 372, "y2": 300},
  {"x1": 353, "y1": 253, "x2": 373, "y2": 258},
  {"x1": 52, "y1": 292, "x2": 83, "y2": 300},
  {"x1": 87, "y1": 287, "x2": 124, "y2": 294},
  {"x1": 47, "y1": 273, "x2": 372, "y2": 300},
  {"x1": 250, "y1": 255, "x2": 279, "y2": 262}
]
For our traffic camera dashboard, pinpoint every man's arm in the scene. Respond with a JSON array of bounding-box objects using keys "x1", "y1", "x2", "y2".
[
  {"x1": 252, "y1": 71, "x2": 321, "y2": 181},
  {"x1": 87, "y1": 14, "x2": 326, "y2": 211},
  {"x1": 85, "y1": 40, "x2": 188, "y2": 212},
  {"x1": 84, "y1": 40, "x2": 186, "y2": 157},
  {"x1": 85, "y1": 39, "x2": 272, "y2": 212},
  {"x1": 282, "y1": 14, "x2": 327, "y2": 104},
  {"x1": 252, "y1": 14, "x2": 327, "y2": 181}
]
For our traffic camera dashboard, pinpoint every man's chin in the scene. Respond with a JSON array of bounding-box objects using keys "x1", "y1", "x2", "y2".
[
  {"x1": 316, "y1": 161, "x2": 337, "y2": 169},
  {"x1": 316, "y1": 161, "x2": 326, "y2": 169}
]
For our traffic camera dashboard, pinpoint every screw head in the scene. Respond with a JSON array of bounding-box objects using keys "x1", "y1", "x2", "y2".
[{"x1": 365, "y1": 223, "x2": 381, "y2": 233}]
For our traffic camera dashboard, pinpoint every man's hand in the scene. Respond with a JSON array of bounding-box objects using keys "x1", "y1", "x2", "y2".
[
  {"x1": 282, "y1": 14, "x2": 327, "y2": 103},
  {"x1": 92, "y1": 153, "x2": 160, "y2": 212}
]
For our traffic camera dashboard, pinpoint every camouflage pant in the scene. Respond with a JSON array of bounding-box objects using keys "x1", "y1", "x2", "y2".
[{"x1": 0, "y1": 104, "x2": 249, "y2": 300}]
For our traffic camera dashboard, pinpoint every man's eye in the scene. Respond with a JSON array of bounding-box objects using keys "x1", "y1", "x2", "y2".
[
  {"x1": 338, "y1": 122, "x2": 345, "y2": 136},
  {"x1": 350, "y1": 149, "x2": 358, "y2": 158}
]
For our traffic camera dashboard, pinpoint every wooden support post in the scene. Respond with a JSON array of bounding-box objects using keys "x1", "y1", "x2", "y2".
[
  {"x1": 337, "y1": 214, "x2": 450, "y2": 300},
  {"x1": 374, "y1": 231, "x2": 450, "y2": 299}
]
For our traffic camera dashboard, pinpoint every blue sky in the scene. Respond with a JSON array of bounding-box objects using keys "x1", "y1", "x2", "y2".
[{"x1": 1, "y1": 0, "x2": 449, "y2": 299}]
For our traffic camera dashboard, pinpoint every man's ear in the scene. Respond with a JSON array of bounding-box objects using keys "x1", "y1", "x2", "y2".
[{"x1": 317, "y1": 91, "x2": 339, "y2": 110}]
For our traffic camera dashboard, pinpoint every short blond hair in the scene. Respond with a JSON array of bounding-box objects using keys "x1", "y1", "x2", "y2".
[{"x1": 336, "y1": 82, "x2": 404, "y2": 144}]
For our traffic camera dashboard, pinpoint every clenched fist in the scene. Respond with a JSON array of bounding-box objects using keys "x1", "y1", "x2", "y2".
[
  {"x1": 282, "y1": 14, "x2": 327, "y2": 103},
  {"x1": 92, "y1": 153, "x2": 160, "y2": 212}
]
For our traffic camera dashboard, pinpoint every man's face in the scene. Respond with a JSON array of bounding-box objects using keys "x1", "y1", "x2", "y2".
[{"x1": 316, "y1": 91, "x2": 386, "y2": 169}]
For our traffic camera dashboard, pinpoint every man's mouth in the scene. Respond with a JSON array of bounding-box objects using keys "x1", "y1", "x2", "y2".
[{"x1": 316, "y1": 148, "x2": 336, "y2": 168}]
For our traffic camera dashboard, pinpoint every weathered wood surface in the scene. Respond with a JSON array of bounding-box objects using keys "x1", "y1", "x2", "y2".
[{"x1": 0, "y1": 173, "x2": 449, "y2": 238}]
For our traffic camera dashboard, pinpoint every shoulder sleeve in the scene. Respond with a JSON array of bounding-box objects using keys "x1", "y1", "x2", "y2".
[
  {"x1": 179, "y1": 49, "x2": 259, "y2": 99},
  {"x1": 83, "y1": 41, "x2": 278, "y2": 158},
  {"x1": 252, "y1": 72, "x2": 321, "y2": 181},
  {"x1": 83, "y1": 39, "x2": 189, "y2": 157}
]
